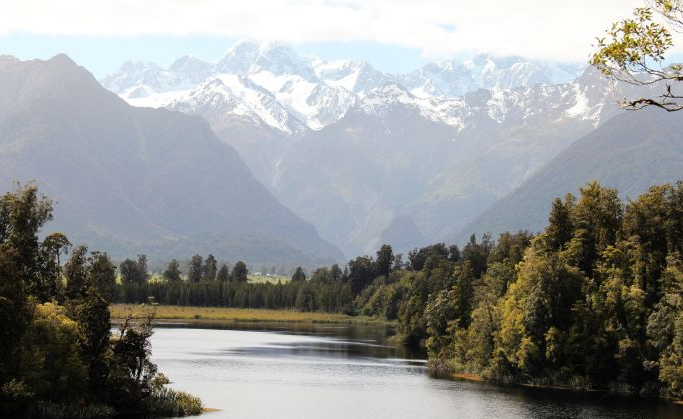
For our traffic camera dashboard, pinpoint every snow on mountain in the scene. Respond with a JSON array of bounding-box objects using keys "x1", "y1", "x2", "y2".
[
  {"x1": 167, "y1": 75, "x2": 307, "y2": 134},
  {"x1": 398, "y1": 53, "x2": 584, "y2": 99},
  {"x1": 101, "y1": 40, "x2": 590, "y2": 136},
  {"x1": 356, "y1": 67, "x2": 610, "y2": 134},
  {"x1": 214, "y1": 39, "x2": 318, "y2": 81},
  {"x1": 168, "y1": 55, "x2": 213, "y2": 84},
  {"x1": 101, "y1": 58, "x2": 209, "y2": 95},
  {"x1": 312, "y1": 59, "x2": 394, "y2": 95}
]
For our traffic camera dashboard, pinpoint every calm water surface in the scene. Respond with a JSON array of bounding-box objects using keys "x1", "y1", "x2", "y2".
[{"x1": 150, "y1": 324, "x2": 683, "y2": 419}]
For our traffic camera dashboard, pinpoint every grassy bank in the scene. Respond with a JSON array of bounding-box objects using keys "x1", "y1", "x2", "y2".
[{"x1": 110, "y1": 304, "x2": 391, "y2": 325}]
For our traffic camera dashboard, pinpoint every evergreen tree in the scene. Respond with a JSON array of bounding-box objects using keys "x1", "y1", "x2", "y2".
[
  {"x1": 137, "y1": 254, "x2": 149, "y2": 282},
  {"x1": 188, "y1": 255, "x2": 203, "y2": 283},
  {"x1": 88, "y1": 251, "x2": 117, "y2": 302},
  {"x1": 291, "y1": 266, "x2": 307, "y2": 282},
  {"x1": 65, "y1": 245, "x2": 89, "y2": 299},
  {"x1": 375, "y1": 244, "x2": 394, "y2": 277},
  {"x1": 40, "y1": 232, "x2": 71, "y2": 302},
  {"x1": 120, "y1": 258, "x2": 146, "y2": 284},
  {"x1": 202, "y1": 254, "x2": 217, "y2": 281},
  {"x1": 231, "y1": 261, "x2": 248, "y2": 283},
  {"x1": 163, "y1": 259, "x2": 182, "y2": 282},
  {"x1": 347, "y1": 256, "x2": 375, "y2": 294},
  {"x1": 217, "y1": 264, "x2": 230, "y2": 282},
  {"x1": 546, "y1": 195, "x2": 574, "y2": 251}
]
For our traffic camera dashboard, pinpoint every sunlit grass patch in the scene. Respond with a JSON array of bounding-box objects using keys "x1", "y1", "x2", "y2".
[{"x1": 110, "y1": 304, "x2": 389, "y2": 324}]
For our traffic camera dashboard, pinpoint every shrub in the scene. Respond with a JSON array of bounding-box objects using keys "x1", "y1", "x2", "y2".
[{"x1": 147, "y1": 388, "x2": 203, "y2": 417}]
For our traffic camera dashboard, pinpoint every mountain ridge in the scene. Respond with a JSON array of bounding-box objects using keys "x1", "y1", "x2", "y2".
[
  {"x1": 0, "y1": 54, "x2": 344, "y2": 265},
  {"x1": 456, "y1": 108, "x2": 683, "y2": 244}
]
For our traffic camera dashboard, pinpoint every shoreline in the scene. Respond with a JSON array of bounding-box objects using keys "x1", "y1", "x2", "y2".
[
  {"x1": 110, "y1": 304, "x2": 394, "y2": 326},
  {"x1": 449, "y1": 372, "x2": 683, "y2": 405}
]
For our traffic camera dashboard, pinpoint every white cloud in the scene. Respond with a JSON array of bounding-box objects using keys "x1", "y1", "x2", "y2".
[{"x1": 0, "y1": 0, "x2": 669, "y2": 62}]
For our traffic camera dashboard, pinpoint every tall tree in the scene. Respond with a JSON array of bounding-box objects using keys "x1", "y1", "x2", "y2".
[
  {"x1": 231, "y1": 261, "x2": 248, "y2": 283},
  {"x1": 65, "y1": 245, "x2": 89, "y2": 300},
  {"x1": 202, "y1": 254, "x2": 217, "y2": 281},
  {"x1": 347, "y1": 256, "x2": 375, "y2": 294},
  {"x1": 0, "y1": 184, "x2": 53, "y2": 296},
  {"x1": 375, "y1": 244, "x2": 394, "y2": 277},
  {"x1": 217, "y1": 264, "x2": 230, "y2": 282},
  {"x1": 73, "y1": 290, "x2": 111, "y2": 396},
  {"x1": 40, "y1": 232, "x2": 71, "y2": 302},
  {"x1": 136, "y1": 255, "x2": 149, "y2": 283},
  {"x1": 163, "y1": 259, "x2": 182, "y2": 282},
  {"x1": 88, "y1": 251, "x2": 117, "y2": 302},
  {"x1": 120, "y1": 258, "x2": 145, "y2": 284},
  {"x1": 546, "y1": 195, "x2": 574, "y2": 251},
  {"x1": 187, "y1": 255, "x2": 203, "y2": 283},
  {"x1": 291, "y1": 266, "x2": 307, "y2": 282}
]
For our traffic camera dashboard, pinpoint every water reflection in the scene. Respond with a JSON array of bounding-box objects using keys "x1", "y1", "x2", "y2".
[{"x1": 149, "y1": 324, "x2": 683, "y2": 419}]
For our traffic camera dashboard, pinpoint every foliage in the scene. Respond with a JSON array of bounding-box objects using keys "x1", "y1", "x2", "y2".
[
  {"x1": 163, "y1": 259, "x2": 182, "y2": 282},
  {"x1": 0, "y1": 184, "x2": 201, "y2": 417},
  {"x1": 291, "y1": 266, "x2": 307, "y2": 282},
  {"x1": 591, "y1": 0, "x2": 683, "y2": 111},
  {"x1": 231, "y1": 261, "x2": 249, "y2": 283},
  {"x1": 119, "y1": 255, "x2": 148, "y2": 284}
]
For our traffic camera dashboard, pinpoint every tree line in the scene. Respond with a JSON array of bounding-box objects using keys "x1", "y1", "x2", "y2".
[
  {"x1": 117, "y1": 259, "x2": 354, "y2": 313},
  {"x1": 0, "y1": 184, "x2": 201, "y2": 418}
]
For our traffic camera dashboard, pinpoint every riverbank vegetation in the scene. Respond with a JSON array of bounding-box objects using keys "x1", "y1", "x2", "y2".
[
  {"x1": 111, "y1": 304, "x2": 388, "y2": 324},
  {"x1": 368, "y1": 181, "x2": 683, "y2": 401},
  {"x1": 0, "y1": 184, "x2": 201, "y2": 418},
  {"x1": 113, "y1": 180, "x2": 683, "y2": 401}
]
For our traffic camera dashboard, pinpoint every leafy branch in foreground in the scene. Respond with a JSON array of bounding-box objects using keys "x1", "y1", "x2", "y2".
[{"x1": 591, "y1": 0, "x2": 683, "y2": 111}]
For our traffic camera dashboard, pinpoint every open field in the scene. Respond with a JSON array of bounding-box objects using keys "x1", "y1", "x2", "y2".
[
  {"x1": 247, "y1": 274, "x2": 290, "y2": 284},
  {"x1": 110, "y1": 304, "x2": 390, "y2": 324}
]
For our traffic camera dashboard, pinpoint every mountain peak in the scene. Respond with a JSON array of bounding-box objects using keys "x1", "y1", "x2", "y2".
[{"x1": 215, "y1": 39, "x2": 315, "y2": 80}]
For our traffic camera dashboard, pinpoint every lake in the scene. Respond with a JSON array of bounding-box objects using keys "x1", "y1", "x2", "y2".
[{"x1": 149, "y1": 323, "x2": 683, "y2": 419}]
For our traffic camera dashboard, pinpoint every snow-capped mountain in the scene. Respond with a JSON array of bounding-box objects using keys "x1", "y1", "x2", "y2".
[
  {"x1": 167, "y1": 75, "x2": 307, "y2": 135},
  {"x1": 102, "y1": 40, "x2": 361, "y2": 132},
  {"x1": 101, "y1": 57, "x2": 211, "y2": 97},
  {"x1": 397, "y1": 53, "x2": 585, "y2": 98},
  {"x1": 356, "y1": 66, "x2": 615, "y2": 135},
  {"x1": 100, "y1": 40, "x2": 627, "y2": 257},
  {"x1": 100, "y1": 39, "x2": 587, "y2": 136},
  {"x1": 268, "y1": 66, "x2": 625, "y2": 256},
  {"x1": 312, "y1": 59, "x2": 394, "y2": 94}
]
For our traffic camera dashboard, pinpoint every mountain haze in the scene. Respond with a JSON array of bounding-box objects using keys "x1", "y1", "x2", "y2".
[
  {"x1": 458, "y1": 108, "x2": 683, "y2": 242},
  {"x1": 103, "y1": 40, "x2": 674, "y2": 257},
  {"x1": 0, "y1": 54, "x2": 343, "y2": 264}
]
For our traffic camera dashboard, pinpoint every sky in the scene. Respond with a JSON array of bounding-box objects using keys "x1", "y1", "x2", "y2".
[{"x1": 0, "y1": 0, "x2": 662, "y2": 78}]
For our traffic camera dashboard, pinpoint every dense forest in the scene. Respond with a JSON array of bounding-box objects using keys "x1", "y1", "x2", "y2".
[
  {"x1": 116, "y1": 180, "x2": 683, "y2": 400},
  {"x1": 0, "y1": 185, "x2": 201, "y2": 418}
]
